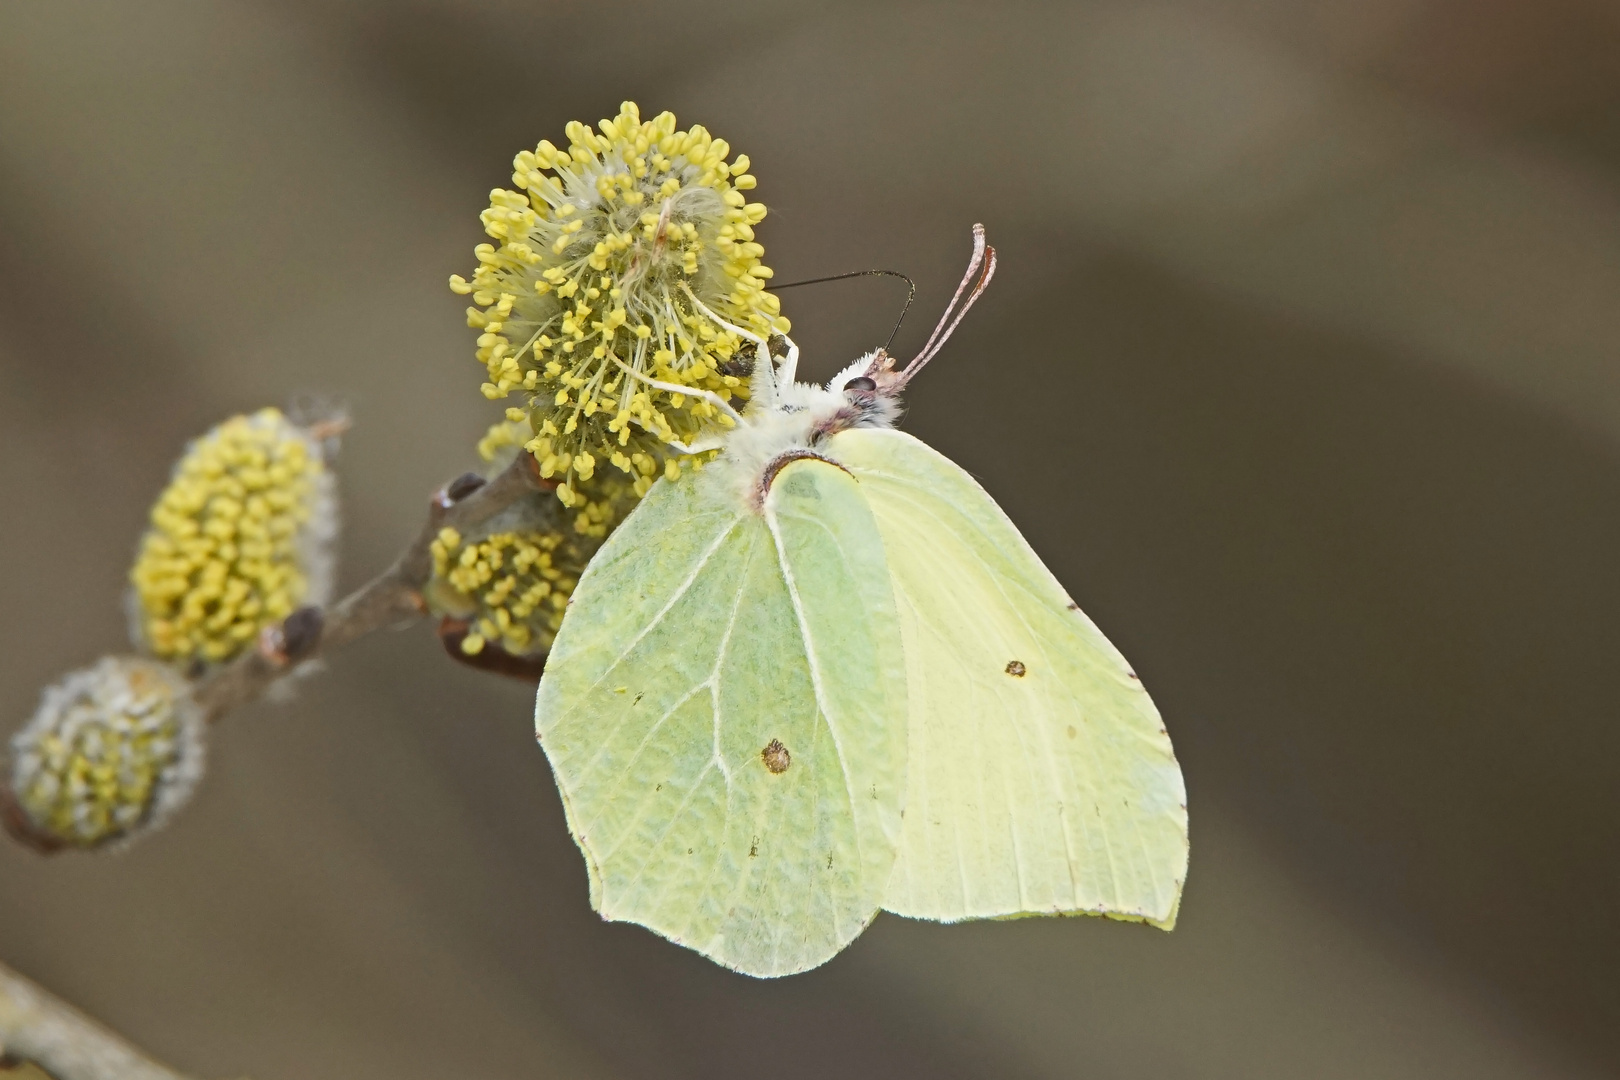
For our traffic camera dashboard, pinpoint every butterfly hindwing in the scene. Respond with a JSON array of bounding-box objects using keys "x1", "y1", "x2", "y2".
[
  {"x1": 827, "y1": 427, "x2": 1188, "y2": 927},
  {"x1": 535, "y1": 456, "x2": 908, "y2": 976}
]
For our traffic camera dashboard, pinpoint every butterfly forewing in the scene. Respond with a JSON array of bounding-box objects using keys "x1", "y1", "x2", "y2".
[
  {"x1": 535, "y1": 458, "x2": 907, "y2": 976},
  {"x1": 827, "y1": 428, "x2": 1188, "y2": 927}
]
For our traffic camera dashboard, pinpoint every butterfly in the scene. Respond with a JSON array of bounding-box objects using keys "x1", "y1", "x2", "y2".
[{"x1": 534, "y1": 226, "x2": 1188, "y2": 977}]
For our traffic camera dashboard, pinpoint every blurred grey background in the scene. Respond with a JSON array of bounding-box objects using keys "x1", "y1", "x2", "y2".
[{"x1": 3, "y1": 2, "x2": 1619, "y2": 1077}]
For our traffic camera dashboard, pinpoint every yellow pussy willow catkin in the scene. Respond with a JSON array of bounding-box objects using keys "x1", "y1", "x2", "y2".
[
  {"x1": 429, "y1": 526, "x2": 593, "y2": 658},
  {"x1": 452, "y1": 101, "x2": 787, "y2": 508},
  {"x1": 129, "y1": 408, "x2": 337, "y2": 665},
  {"x1": 8, "y1": 657, "x2": 205, "y2": 849}
]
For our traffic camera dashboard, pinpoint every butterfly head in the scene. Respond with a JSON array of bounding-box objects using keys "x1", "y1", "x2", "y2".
[
  {"x1": 718, "y1": 226, "x2": 996, "y2": 506},
  {"x1": 813, "y1": 224, "x2": 996, "y2": 426}
]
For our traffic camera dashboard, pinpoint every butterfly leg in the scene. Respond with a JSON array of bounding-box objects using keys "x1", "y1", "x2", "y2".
[
  {"x1": 775, "y1": 332, "x2": 801, "y2": 387},
  {"x1": 660, "y1": 434, "x2": 726, "y2": 456},
  {"x1": 682, "y1": 285, "x2": 769, "y2": 351}
]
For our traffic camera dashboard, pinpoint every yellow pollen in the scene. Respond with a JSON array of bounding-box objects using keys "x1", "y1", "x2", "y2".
[
  {"x1": 128, "y1": 409, "x2": 334, "y2": 666},
  {"x1": 453, "y1": 101, "x2": 787, "y2": 503}
]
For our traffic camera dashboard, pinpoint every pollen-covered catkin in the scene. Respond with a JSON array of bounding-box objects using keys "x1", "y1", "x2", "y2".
[
  {"x1": 427, "y1": 526, "x2": 592, "y2": 658},
  {"x1": 452, "y1": 102, "x2": 786, "y2": 503},
  {"x1": 129, "y1": 408, "x2": 338, "y2": 666},
  {"x1": 8, "y1": 657, "x2": 205, "y2": 849},
  {"x1": 478, "y1": 418, "x2": 642, "y2": 539},
  {"x1": 424, "y1": 421, "x2": 635, "y2": 656}
]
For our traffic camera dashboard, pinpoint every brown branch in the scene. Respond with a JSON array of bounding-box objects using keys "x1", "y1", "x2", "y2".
[
  {"x1": 193, "y1": 452, "x2": 549, "y2": 720},
  {"x1": 0, "y1": 962, "x2": 198, "y2": 1080}
]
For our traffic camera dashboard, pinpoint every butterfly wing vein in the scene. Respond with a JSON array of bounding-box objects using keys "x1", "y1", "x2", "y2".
[{"x1": 535, "y1": 459, "x2": 907, "y2": 976}]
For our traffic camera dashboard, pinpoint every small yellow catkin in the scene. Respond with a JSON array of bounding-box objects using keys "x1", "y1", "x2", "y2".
[
  {"x1": 427, "y1": 526, "x2": 592, "y2": 658},
  {"x1": 128, "y1": 408, "x2": 338, "y2": 666},
  {"x1": 8, "y1": 656, "x2": 205, "y2": 850},
  {"x1": 478, "y1": 419, "x2": 642, "y2": 538},
  {"x1": 426, "y1": 420, "x2": 638, "y2": 658}
]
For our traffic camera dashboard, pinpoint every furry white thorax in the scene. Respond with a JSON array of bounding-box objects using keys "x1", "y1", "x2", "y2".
[{"x1": 718, "y1": 345, "x2": 900, "y2": 508}]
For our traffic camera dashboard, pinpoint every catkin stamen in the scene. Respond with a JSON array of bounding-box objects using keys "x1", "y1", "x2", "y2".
[{"x1": 451, "y1": 102, "x2": 783, "y2": 503}]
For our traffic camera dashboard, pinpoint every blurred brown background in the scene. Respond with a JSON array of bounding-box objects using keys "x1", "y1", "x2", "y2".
[{"x1": 3, "y1": 2, "x2": 1619, "y2": 1077}]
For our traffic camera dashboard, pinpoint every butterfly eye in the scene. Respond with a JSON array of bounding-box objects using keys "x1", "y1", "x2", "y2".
[{"x1": 843, "y1": 376, "x2": 877, "y2": 393}]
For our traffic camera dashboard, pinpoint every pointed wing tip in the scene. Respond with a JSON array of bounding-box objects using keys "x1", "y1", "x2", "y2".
[{"x1": 1145, "y1": 909, "x2": 1179, "y2": 932}]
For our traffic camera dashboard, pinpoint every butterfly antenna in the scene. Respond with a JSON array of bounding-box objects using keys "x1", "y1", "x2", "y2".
[
  {"x1": 767, "y1": 268, "x2": 917, "y2": 352},
  {"x1": 896, "y1": 224, "x2": 996, "y2": 387}
]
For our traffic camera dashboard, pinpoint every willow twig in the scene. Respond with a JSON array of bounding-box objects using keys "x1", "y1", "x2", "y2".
[
  {"x1": 0, "y1": 962, "x2": 197, "y2": 1080},
  {"x1": 193, "y1": 451, "x2": 549, "y2": 719}
]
